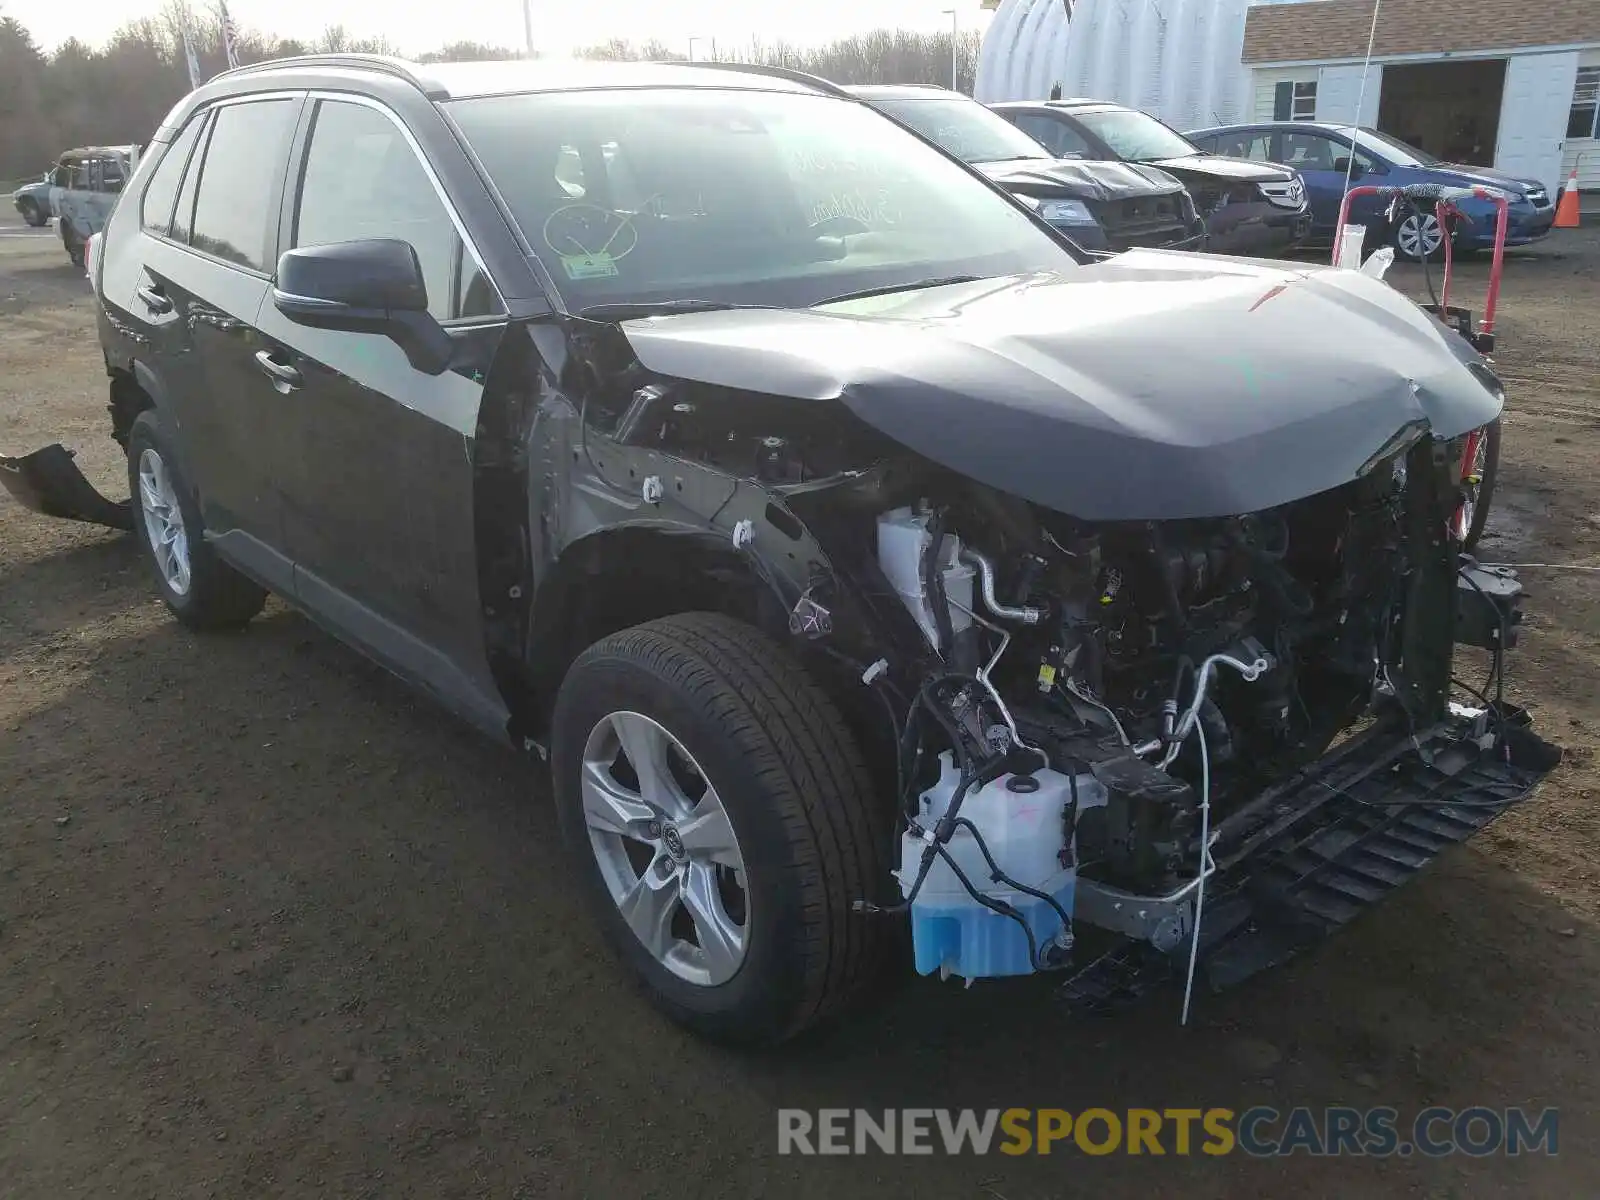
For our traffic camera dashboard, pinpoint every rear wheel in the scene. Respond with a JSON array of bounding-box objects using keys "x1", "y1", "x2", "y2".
[
  {"x1": 127, "y1": 409, "x2": 267, "y2": 630},
  {"x1": 552, "y1": 612, "x2": 893, "y2": 1044}
]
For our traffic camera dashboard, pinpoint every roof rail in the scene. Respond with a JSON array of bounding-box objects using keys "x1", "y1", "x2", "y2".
[
  {"x1": 648, "y1": 59, "x2": 853, "y2": 100},
  {"x1": 211, "y1": 54, "x2": 447, "y2": 99}
]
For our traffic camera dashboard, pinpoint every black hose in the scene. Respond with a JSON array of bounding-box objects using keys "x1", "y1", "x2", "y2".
[
  {"x1": 1456, "y1": 565, "x2": 1510, "y2": 748},
  {"x1": 950, "y1": 817, "x2": 1073, "y2": 933},
  {"x1": 930, "y1": 843, "x2": 1056, "y2": 972}
]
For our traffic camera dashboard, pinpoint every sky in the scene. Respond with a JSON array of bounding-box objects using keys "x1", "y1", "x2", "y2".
[{"x1": 7, "y1": 0, "x2": 993, "y2": 56}]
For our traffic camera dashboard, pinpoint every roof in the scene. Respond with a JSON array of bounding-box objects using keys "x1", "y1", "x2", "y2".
[
  {"x1": 1189, "y1": 120, "x2": 1368, "y2": 135},
  {"x1": 60, "y1": 145, "x2": 138, "y2": 158},
  {"x1": 215, "y1": 55, "x2": 836, "y2": 101},
  {"x1": 991, "y1": 100, "x2": 1122, "y2": 114},
  {"x1": 843, "y1": 84, "x2": 959, "y2": 100},
  {"x1": 1242, "y1": 0, "x2": 1600, "y2": 63}
]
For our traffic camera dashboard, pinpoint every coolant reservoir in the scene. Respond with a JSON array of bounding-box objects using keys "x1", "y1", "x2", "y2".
[
  {"x1": 876, "y1": 508, "x2": 974, "y2": 654},
  {"x1": 898, "y1": 752, "x2": 1106, "y2": 980}
]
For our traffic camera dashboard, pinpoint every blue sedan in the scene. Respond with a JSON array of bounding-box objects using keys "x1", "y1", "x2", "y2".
[{"x1": 1186, "y1": 121, "x2": 1557, "y2": 260}]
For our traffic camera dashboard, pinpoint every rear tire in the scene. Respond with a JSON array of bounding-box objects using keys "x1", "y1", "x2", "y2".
[
  {"x1": 62, "y1": 223, "x2": 84, "y2": 268},
  {"x1": 552, "y1": 612, "x2": 894, "y2": 1044},
  {"x1": 126, "y1": 409, "x2": 267, "y2": 630}
]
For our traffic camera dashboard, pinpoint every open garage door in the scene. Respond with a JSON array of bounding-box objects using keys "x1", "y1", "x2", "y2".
[
  {"x1": 1315, "y1": 63, "x2": 1382, "y2": 128},
  {"x1": 1496, "y1": 52, "x2": 1580, "y2": 193}
]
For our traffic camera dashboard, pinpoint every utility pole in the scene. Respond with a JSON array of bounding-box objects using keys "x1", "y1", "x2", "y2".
[
  {"x1": 522, "y1": 0, "x2": 534, "y2": 58},
  {"x1": 943, "y1": 8, "x2": 958, "y2": 91}
]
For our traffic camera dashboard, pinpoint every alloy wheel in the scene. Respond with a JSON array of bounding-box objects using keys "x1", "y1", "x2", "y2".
[
  {"x1": 137, "y1": 448, "x2": 191, "y2": 596},
  {"x1": 1397, "y1": 213, "x2": 1443, "y2": 259},
  {"x1": 581, "y1": 711, "x2": 749, "y2": 986}
]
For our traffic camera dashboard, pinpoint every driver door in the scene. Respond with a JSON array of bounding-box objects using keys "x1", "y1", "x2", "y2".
[
  {"x1": 256, "y1": 96, "x2": 508, "y2": 691},
  {"x1": 1276, "y1": 130, "x2": 1382, "y2": 241}
]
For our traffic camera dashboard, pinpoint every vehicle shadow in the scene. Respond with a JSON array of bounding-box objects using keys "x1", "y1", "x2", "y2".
[{"x1": 0, "y1": 527, "x2": 137, "y2": 658}]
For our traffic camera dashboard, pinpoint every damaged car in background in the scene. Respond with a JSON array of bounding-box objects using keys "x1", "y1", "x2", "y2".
[
  {"x1": 1, "y1": 57, "x2": 1558, "y2": 1045},
  {"x1": 846, "y1": 85, "x2": 1206, "y2": 254}
]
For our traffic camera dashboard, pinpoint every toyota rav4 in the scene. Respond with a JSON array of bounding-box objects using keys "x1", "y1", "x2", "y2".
[{"x1": 1, "y1": 56, "x2": 1556, "y2": 1045}]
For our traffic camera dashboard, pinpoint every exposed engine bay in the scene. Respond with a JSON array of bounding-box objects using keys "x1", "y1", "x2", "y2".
[
  {"x1": 845, "y1": 453, "x2": 1551, "y2": 1011},
  {"x1": 565, "y1": 329, "x2": 1557, "y2": 1016}
]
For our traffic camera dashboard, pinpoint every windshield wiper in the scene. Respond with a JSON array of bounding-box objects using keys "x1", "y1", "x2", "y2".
[
  {"x1": 574, "y1": 299, "x2": 772, "y2": 321},
  {"x1": 814, "y1": 275, "x2": 985, "y2": 306}
]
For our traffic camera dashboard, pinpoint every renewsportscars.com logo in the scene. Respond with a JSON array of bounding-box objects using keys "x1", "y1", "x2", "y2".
[{"x1": 777, "y1": 1107, "x2": 1559, "y2": 1158}]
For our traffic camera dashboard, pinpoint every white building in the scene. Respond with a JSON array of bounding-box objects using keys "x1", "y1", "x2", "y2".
[{"x1": 976, "y1": 0, "x2": 1600, "y2": 193}]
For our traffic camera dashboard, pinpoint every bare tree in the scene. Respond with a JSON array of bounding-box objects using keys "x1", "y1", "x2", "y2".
[{"x1": 0, "y1": 14, "x2": 986, "y2": 181}]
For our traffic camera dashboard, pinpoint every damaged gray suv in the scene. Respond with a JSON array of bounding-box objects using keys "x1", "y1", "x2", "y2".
[{"x1": 3, "y1": 56, "x2": 1558, "y2": 1044}]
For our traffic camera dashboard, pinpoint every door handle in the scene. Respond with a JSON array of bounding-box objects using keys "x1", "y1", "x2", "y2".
[
  {"x1": 254, "y1": 349, "x2": 302, "y2": 390},
  {"x1": 135, "y1": 284, "x2": 172, "y2": 314}
]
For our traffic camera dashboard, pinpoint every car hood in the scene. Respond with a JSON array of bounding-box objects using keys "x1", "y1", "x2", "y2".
[
  {"x1": 1429, "y1": 162, "x2": 1540, "y2": 196},
  {"x1": 617, "y1": 251, "x2": 1501, "y2": 521},
  {"x1": 1148, "y1": 153, "x2": 1293, "y2": 184},
  {"x1": 976, "y1": 157, "x2": 1185, "y2": 201}
]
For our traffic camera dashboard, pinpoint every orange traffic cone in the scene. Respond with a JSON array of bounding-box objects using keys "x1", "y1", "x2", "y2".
[{"x1": 1554, "y1": 168, "x2": 1581, "y2": 229}]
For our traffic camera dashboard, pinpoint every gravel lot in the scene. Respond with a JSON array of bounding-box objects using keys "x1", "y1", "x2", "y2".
[{"x1": 3, "y1": 218, "x2": 1598, "y2": 1197}]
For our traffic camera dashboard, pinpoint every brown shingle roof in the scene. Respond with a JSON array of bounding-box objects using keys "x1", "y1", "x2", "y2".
[{"x1": 1242, "y1": 0, "x2": 1600, "y2": 64}]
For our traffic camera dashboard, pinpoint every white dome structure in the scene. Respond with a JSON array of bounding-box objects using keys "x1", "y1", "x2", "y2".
[{"x1": 976, "y1": 0, "x2": 1273, "y2": 131}]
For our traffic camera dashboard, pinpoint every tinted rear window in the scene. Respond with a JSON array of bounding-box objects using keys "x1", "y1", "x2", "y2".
[
  {"x1": 141, "y1": 118, "x2": 205, "y2": 235},
  {"x1": 188, "y1": 99, "x2": 297, "y2": 270}
]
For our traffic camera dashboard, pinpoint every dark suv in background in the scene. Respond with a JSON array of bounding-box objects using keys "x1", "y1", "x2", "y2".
[
  {"x1": 992, "y1": 99, "x2": 1311, "y2": 256},
  {"x1": 848, "y1": 85, "x2": 1204, "y2": 253}
]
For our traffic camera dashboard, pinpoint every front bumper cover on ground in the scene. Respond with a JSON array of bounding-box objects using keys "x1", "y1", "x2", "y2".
[
  {"x1": 0, "y1": 443, "x2": 131, "y2": 531},
  {"x1": 1061, "y1": 708, "x2": 1561, "y2": 1012}
]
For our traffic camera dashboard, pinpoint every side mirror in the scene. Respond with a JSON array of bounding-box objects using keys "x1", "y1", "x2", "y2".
[
  {"x1": 1333, "y1": 156, "x2": 1365, "y2": 179},
  {"x1": 272, "y1": 238, "x2": 452, "y2": 375}
]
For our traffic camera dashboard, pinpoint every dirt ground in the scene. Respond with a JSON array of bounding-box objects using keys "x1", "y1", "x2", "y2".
[{"x1": 2, "y1": 215, "x2": 1598, "y2": 1199}]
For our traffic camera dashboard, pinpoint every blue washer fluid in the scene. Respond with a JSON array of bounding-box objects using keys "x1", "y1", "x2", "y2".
[{"x1": 897, "y1": 752, "x2": 1104, "y2": 980}]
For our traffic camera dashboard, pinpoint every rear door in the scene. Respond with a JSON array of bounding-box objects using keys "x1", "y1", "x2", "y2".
[
  {"x1": 254, "y1": 94, "x2": 506, "y2": 688},
  {"x1": 136, "y1": 95, "x2": 304, "y2": 566}
]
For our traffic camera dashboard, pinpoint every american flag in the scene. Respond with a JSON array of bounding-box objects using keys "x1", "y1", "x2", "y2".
[{"x1": 217, "y1": 0, "x2": 241, "y2": 70}]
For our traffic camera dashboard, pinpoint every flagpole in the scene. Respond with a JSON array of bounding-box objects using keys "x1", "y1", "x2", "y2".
[
  {"x1": 216, "y1": 0, "x2": 240, "y2": 70},
  {"x1": 180, "y1": 11, "x2": 203, "y2": 90}
]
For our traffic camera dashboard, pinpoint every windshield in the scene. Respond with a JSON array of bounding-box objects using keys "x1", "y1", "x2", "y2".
[
  {"x1": 449, "y1": 88, "x2": 1076, "y2": 310},
  {"x1": 868, "y1": 96, "x2": 1052, "y2": 165},
  {"x1": 1071, "y1": 108, "x2": 1197, "y2": 161},
  {"x1": 1349, "y1": 127, "x2": 1441, "y2": 167}
]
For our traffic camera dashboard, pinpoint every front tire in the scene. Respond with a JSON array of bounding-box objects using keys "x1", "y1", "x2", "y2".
[
  {"x1": 552, "y1": 613, "x2": 893, "y2": 1044},
  {"x1": 19, "y1": 199, "x2": 46, "y2": 227},
  {"x1": 127, "y1": 409, "x2": 267, "y2": 630}
]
